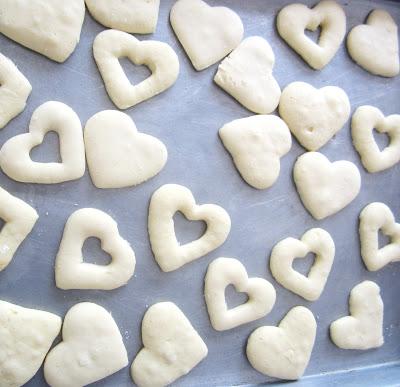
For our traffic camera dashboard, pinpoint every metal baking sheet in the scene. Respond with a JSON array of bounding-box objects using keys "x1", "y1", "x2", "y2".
[{"x1": 0, "y1": 0, "x2": 399, "y2": 386}]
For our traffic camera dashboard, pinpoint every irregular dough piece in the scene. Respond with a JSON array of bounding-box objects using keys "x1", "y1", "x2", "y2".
[
  {"x1": 131, "y1": 302, "x2": 208, "y2": 387},
  {"x1": 0, "y1": 0, "x2": 85, "y2": 62},
  {"x1": 44, "y1": 302, "x2": 128, "y2": 387},
  {"x1": 214, "y1": 36, "x2": 281, "y2": 114},
  {"x1": 270, "y1": 228, "x2": 335, "y2": 301},
  {"x1": 55, "y1": 208, "x2": 136, "y2": 290},
  {"x1": 93, "y1": 29, "x2": 179, "y2": 109},
  {"x1": 205, "y1": 257, "x2": 276, "y2": 331},
  {"x1": 170, "y1": 0, "x2": 243, "y2": 71},
  {"x1": 0, "y1": 300, "x2": 61, "y2": 387},
  {"x1": 294, "y1": 152, "x2": 361, "y2": 220},
  {"x1": 148, "y1": 184, "x2": 231, "y2": 272},
  {"x1": 246, "y1": 306, "x2": 316, "y2": 380},
  {"x1": 277, "y1": 0, "x2": 346, "y2": 70},
  {"x1": 0, "y1": 101, "x2": 85, "y2": 184},
  {"x1": 279, "y1": 81, "x2": 351, "y2": 151},
  {"x1": 330, "y1": 281, "x2": 384, "y2": 350},
  {"x1": 85, "y1": 110, "x2": 167, "y2": 189},
  {"x1": 219, "y1": 115, "x2": 291, "y2": 189}
]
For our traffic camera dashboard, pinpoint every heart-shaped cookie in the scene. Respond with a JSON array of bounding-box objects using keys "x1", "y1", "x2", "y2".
[
  {"x1": 270, "y1": 228, "x2": 335, "y2": 301},
  {"x1": 148, "y1": 184, "x2": 231, "y2": 272},
  {"x1": 219, "y1": 115, "x2": 291, "y2": 189},
  {"x1": 277, "y1": 0, "x2": 346, "y2": 70},
  {"x1": 330, "y1": 281, "x2": 384, "y2": 350},
  {"x1": 131, "y1": 302, "x2": 208, "y2": 387},
  {"x1": 85, "y1": 110, "x2": 167, "y2": 189},
  {"x1": 170, "y1": 0, "x2": 243, "y2": 71},
  {"x1": 246, "y1": 306, "x2": 316, "y2": 380},
  {"x1": 44, "y1": 302, "x2": 128, "y2": 386},
  {"x1": 279, "y1": 81, "x2": 351, "y2": 151},
  {"x1": 93, "y1": 29, "x2": 179, "y2": 109},
  {"x1": 294, "y1": 152, "x2": 361, "y2": 220}
]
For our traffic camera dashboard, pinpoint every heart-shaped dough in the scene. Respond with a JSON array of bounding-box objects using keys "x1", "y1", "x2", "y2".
[
  {"x1": 148, "y1": 184, "x2": 231, "y2": 272},
  {"x1": 270, "y1": 228, "x2": 335, "y2": 301},
  {"x1": 131, "y1": 302, "x2": 208, "y2": 387},
  {"x1": 246, "y1": 306, "x2": 316, "y2": 380},
  {"x1": 44, "y1": 302, "x2": 128, "y2": 387},
  {"x1": 170, "y1": 0, "x2": 243, "y2": 71},
  {"x1": 205, "y1": 257, "x2": 276, "y2": 331},
  {"x1": 294, "y1": 152, "x2": 361, "y2": 220},
  {"x1": 219, "y1": 115, "x2": 291, "y2": 189},
  {"x1": 84, "y1": 110, "x2": 167, "y2": 189},
  {"x1": 347, "y1": 10, "x2": 399, "y2": 77},
  {"x1": 0, "y1": 0, "x2": 85, "y2": 62},
  {"x1": 0, "y1": 300, "x2": 61, "y2": 387},
  {"x1": 55, "y1": 208, "x2": 136, "y2": 290},
  {"x1": 93, "y1": 29, "x2": 179, "y2": 110},
  {"x1": 0, "y1": 101, "x2": 85, "y2": 184},
  {"x1": 330, "y1": 281, "x2": 384, "y2": 350},
  {"x1": 277, "y1": 0, "x2": 346, "y2": 70},
  {"x1": 279, "y1": 81, "x2": 351, "y2": 151}
]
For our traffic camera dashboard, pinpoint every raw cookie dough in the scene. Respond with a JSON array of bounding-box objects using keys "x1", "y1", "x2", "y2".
[
  {"x1": 0, "y1": 101, "x2": 85, "y2": 184},
  {"x1": 55, "y1": 208, "x2": 136, "y2": 290},
  {"x1": 170, "y1": 0, "x2": 243, "y2": 71},
  {"x1": 44, "y1": 302, "x2": 128, "y2": 387},
  {"x1": 85, "y1": 110, "x2": 167, "y2": 189},
  {"x1": 0, "y1": 0, "x2": 85, "y2": 62},
  {"x1": 93, "y1": 29, "x2": 179, "y2": 109},
  {"x1": 330, "y1": 281, "x2": 384, "y2": 350},
  {"x1": 277, "y1": 0, "x2": 346, "y2": 70},
  {"x1": 219, "y1": 115, "x2": 291, "y2": 189},
  {"x1": 279, "y1": 81, "x2": 351, "y2": 151},
  {"x1": 293, "y1": 152, "x2": 361, "y2": 220},
  {"x1": 246, "y1": 306, "x2": 316, "y2": 380},
  {"x1": 204, "y1": 257, "x2": 276, "y2": 331},
  {"x1": 148, "y1": 184, "x2": 231, "y2": 272},
  {"x1": 214, "y1": 36, "x2": 281, "y2": 114},
  {"x1": 270, "y1": 228, "x2": 335, "y2": 301},
  {"x1": 131, "y1": 302, "x2": 208, "y2": 387},
  {"x1": 0, "y1": 300, "x2": 61, "y2": 387}
]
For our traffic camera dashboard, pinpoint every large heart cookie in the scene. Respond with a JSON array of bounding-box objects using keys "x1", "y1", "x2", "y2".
[
  {"x1": 279, "y1": 81, "x2": 351, "y2": 151},
  {"x1": 148, "y1": 184, "x2": 231, "y2": 272},
  {"x1": 170, "y1": 0, "x2": 243, "y2": 71},
  {"x1": 131, "y1": 302, "x2": 208, "y2": 387},
  {"x1": 246, "y1": 306, "x2": 316, "y2": 380}
]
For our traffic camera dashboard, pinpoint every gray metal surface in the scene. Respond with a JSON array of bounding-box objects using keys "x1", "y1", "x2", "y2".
[{"x1": 0, "y1": 0, "x2": 399, "y2": 386}]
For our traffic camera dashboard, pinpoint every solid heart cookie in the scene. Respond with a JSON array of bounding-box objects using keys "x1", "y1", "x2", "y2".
[
  {"x1": 270, "y1": 228, "x2": 335, "y2": 301},
  {"x1": 277, "y1": 0, "x2": 346, "y2": 70},
  {"x1": 214, "y1": 36, "x2": 281, "y2": 114},
  {"x1": 219, "y1": 115, "x2": 291, "y2": 189},
  {"x1": 205, "y1": 257, "x2": 276, "y2": 331},
  {"x1": 85, "y1": 110, "x2": 167, "y2": 189},
  {"x1": 55, "y1": 208, "x2": 136, "y2": 290},
  {"x1": 148, "y1": 184, "x2": 231, "y2": 272},
  {"x1": 93, "y1": 29, "x2": 179, "y2": 109},
  {"x1": 170, "y1": 0, "x2": 243, "y2": 71},
  {"x1": 131, "y1": 302, "x2": 208, "y2": 387},
  {"x1": 330, "y1": 281, "x2": 384, "y2": 350},
  {"x1": 279, "y1": 81, "x2": 351, "y2": 151},
  {"x1": 44, "y1": 302, "x2": 128, "y2": 386},
  {"x1": 294, "y1": 152, "x2": 361, "y2": 220},
  {"x1": 246, "y1": 306, "x2": 316, "y2": 380},
  {"x1": 0, "y1": 101, "x2": 86, "y2": 184}
]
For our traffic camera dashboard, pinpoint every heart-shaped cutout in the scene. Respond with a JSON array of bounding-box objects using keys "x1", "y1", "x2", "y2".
[
  {"x1": 55, "y1": 208, "x2": 136, "y2": 290},
  {"x1": 205, "y1": 257, "x2": 276, "y2": 331},
  {"x1": 270, "y1": 228, "x2": 335, "y2": 301},
  {"x1": 148, "y1": 184, "x2": 231, "y2": 272},
  {"x1": 246, "y1": 306, "x2": 316, "y2": 380},
  {"x1": 93, "y1": 29, "x2": 179, "y2": 109}
]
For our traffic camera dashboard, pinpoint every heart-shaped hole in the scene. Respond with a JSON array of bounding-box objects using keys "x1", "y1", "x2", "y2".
[
  {"x1": 292, "y1": 252, "x2": 316, "y2": 277},
  {"x1": 119, "y1": 57, "x2": 151, "y2": 85},
  {"x1": 373, "y1": 129, "x2": 390, "y2": 151},
  {"x1": 378, "y1": 229, "x2": 391, "y2": 249},
  {"x1": 30, "y1": 131, "x2": 61, "y2": 163},
  {"x1": 304, "y1": 26, "x2": 322, "y2": 45},
  {"x1": 82, "y1": 237, "x2": 112, "y2": 265},
  {"x1": 173, "y1": 211, "x2": 206, "y2": 245},
  {"x1": 225, "y1": 284, "x2": 249, "y2": 309}
]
